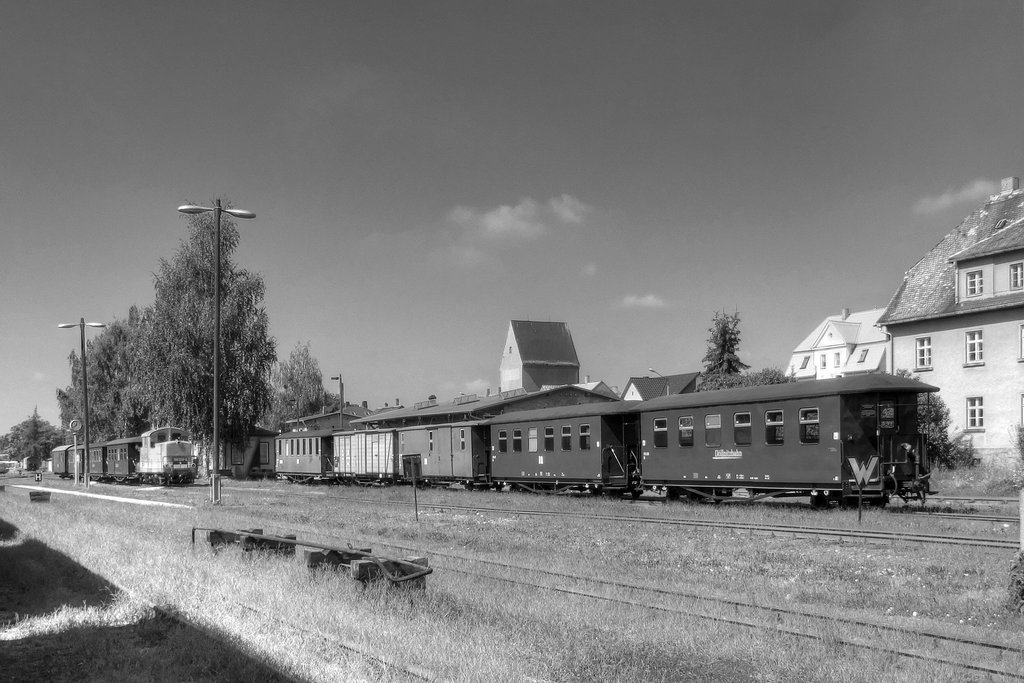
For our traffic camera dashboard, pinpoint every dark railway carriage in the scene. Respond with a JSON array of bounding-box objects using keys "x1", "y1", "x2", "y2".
[
  {"x1": 333, "y1": 429, "x2": 400, "y2": 484},
  {"x1": 275, "y1": 429, "x2": 335, "y2": 483},
  {"x1": 636, "y1": 374, "x2": 937, "y2": 505},
  {"x1": 50, "y1": 444, "x2": 84, "y2": 479},
  {"x1": 487, "y1": 402, "x2": 641, "y2": 493},
  {"x1": 104, "y1": 436, "x2": 141, "y2": 482},
  {"x1": 396, "y1": 421, "x2": 489, "y2": 486},
  {"x1": 88, "y1": 442, "x2": 110, "y2": 481}
]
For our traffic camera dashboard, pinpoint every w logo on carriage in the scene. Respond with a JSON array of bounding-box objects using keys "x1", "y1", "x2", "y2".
[{"x1": 848, "y1": 455, "x2": 879, "y2": 489}]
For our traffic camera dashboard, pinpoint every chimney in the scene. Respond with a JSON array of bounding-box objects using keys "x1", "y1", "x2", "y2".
[
  {"x1": 840, "y1": 308, "x2": 850, "y2": 320},
  {"x1": 362, "y1": 400, "x2": 368, "y2": 409},
  {"x1": 395, "y1": 398, "x2": 400, "y2": 407},
  {"x1": 585, "y1": 374, "x2": 591, "y2": 383},
  {"x1": 1002, "y1": 177, "x2": 1020, "y2": 194}
]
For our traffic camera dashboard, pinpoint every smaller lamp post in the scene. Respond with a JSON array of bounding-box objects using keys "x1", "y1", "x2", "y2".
[{"x1": 58, "y1": 319, "x2": 107, "y2": 488}]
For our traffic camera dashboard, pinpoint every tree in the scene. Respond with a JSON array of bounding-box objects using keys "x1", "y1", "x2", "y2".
[
  {"x1": 56, "y1": 308, "x2": 149, "y2": 441},
  {"x1": 1, "y1": 409, "x2": 61, "y2": 470},
  {"x1": 263, "y1": 341, "x2": 327, "y2": 432},
  {"x1": 701, "y1": 310, "x2": 750, "y2": 381},
  {"x1": 895, "y1": 369, "x2": 974, "y2": 469},
  {"x1": 136, "y1": 203, "x2": 276, "y2": 456}
]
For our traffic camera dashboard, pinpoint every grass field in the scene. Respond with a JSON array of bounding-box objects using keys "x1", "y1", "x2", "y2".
[{"x1": 1, "y1": 469, "x2": 1022, "y2": 682}]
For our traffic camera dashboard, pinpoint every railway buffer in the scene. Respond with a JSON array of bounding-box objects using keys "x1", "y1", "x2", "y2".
[{"x1": 191, "y1": 527, "x2": 432, "y2": 588}]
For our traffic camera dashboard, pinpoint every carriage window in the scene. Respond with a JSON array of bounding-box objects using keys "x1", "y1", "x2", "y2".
[
  {"x1": 579, "y1": 424, "x2": 591, "y2": 450},
  {"x1": 734, "y1": 412, "x2": 751, "y2": 446},
  {"x1": 799, "y1": 408, "x2": 820, "y2": 444},
  {"x1": 765, "y1": 410, "x2": 784, "y2": 445},
  {"x1": 678, "y1": 416, "x2": 694, "y2": 447},
  {"x1": 428, "y1": 430, "x2": 434, "y2": 452},
  {"x1": 498, "y1": 430, "x2": 508, "y2": 453},
  {"x1": 705, "y1": 414, "x2": 722, "y2": 447},
  {"x1": 460, "y1": 429, "x2": 466, "y2": 450},
  {"x1": 562, "y1": 426, "x2": 572, "y2": 450},
  {"x1": 544, "y1": 427, "x2": 554, "y2": 451},
  {"x1": 512, "y1": 429, "x2": 523, "y2": 452},
  {"x1": 528, "y1": 427, "x2": 538, "y2": 453},
  {"x1": 653, "y1": 418, "x2": 668, "y2": 448}
]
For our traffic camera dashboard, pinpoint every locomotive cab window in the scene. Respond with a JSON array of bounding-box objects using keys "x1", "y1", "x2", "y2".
[
  {"x1": 678, "y1": 416, "x2": 694, "y2": 447},
  {"x1": 498, "y1": 430, "x2": 508, "y2": 453},
  {"x1": 799, "y1": 408, "x2": 820, "y2": 444},
  {"x1": 765, "y1": 410, "x2": 784, "y2": 445},
  {"x1": 734, "y1": 412, "x2": 751, "y2": 446},
  {"x1": 705, "y1": 414, "x2": 722, "y2": 447},
  {"x1": 579, "y1": 424, "x2": 591, "y2": 450},
  {"x1": 653, "y1": 418, "x2": 668, "y2": 448}
]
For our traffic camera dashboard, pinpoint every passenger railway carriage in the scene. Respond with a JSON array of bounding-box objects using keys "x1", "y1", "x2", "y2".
[
  {"x1": 635, "y1": 374, "x2": 937, "y2": 505},
  {"x1": 487, "y1": 401, "x2": 642, "y2": 494},
  {"x1": 333, "y1": 429, "x2": 401, "y2": 483},
  {"x1": 104, "y1": 436, "x2": 142, "y2": 482},
  {"x1": 50, "y1": 444, "x2": 84, "y2": 479},
  {"x1": 396, "y1": 422, "x2": 489, "y2": 487},
  {"x1": 275, "y1": 429, "x2": 335, "y2": 483}
]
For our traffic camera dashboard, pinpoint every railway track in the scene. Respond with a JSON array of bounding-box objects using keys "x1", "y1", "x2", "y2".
[{"x1": 226, "y1": 485, "x2": 1023, "y2": 551}]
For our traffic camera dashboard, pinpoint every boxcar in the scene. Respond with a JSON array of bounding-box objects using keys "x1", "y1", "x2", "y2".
[
  {"x1": 635, "y1": 374, "x2": 937, "y2": 505},
  {"x1": 104, "y1": 436, "x2": 142, "y2": 482},
  {"x1": 487, "y1": 402, "x2": 641, "y2": 494},
  {"x1": 276, "y1": 429, "x2": 335, "y2": 483},
  {"x1": 396, "y1": 422, "x2": 489, "y2": 486},
  {"x1": 139, "y1": 426, "x2": 196, "y2": 485},
  {"x1": 333, "y1": 429, "x2": 400, "y2": 484}
]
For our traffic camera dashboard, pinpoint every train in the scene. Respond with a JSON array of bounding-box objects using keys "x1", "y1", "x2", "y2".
[
  {"x1": 274, "y1": 374, "x2": 938, "y2": 506},
  {"x1": 50, "y1": 426, "x2": 197, "y2": 485}
]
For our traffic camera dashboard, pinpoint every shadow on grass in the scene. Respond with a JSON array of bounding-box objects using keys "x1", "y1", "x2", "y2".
[{"x1": 0, "y1": 517, "x2": 295, "y2": 682}]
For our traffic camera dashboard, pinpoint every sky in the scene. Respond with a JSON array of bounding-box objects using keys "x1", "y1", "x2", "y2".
[{"x1": 2, "y1": 1, "x2": 1023, "y2": 433}]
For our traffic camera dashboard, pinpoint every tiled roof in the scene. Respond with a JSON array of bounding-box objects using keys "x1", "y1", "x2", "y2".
[
  {"x1": 879, "y1": 186, "x2": 1024, "y2": 325},
  {"x1": 792, "y1": 308, "x2": 887, "y2": 352},
  {"x1": 622, "y1": 372, "x2": 700, "y2": 400},
  {"x1": 949, "y1": 217, "x2": 1024, "y2": 262},
  {"x1": 511, "y1": 320, "x2": 579, "y2": 367}
]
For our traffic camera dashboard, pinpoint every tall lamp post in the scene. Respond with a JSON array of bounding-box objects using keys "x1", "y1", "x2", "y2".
[
  {"x1": 648, "y1": 368, "x2": 670, "y2": 397},
  {"x1": 58, "y1": 318, "x2": 107, "y2": 489},
  {"x1": 330, "y1": 374, "x2": 343, "y2": 426},
  {"x1": 177, "y1": 199, "x2": 255, "y2": 504}
]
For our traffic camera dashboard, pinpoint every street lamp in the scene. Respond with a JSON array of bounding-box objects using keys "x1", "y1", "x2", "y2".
[
  {"x1": 178, "y1": 199, "x2": 255, "y2": 504},
  {"x1": 58, "y1": 318, "x2": 107, "y2": 488},
  {"x1": 648, "y1": 368, "x2": 670, "y2": 397}
]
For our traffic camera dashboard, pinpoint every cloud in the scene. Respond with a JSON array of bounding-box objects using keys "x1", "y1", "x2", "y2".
[
  {"x1": 621, "y1": 294, "x2": 667, "y2": 309},
  {"x1": 549, "y1": 194, "x2": 591, "y2": 224},
  {"x1": 448, "y1": 198, "x2": 545, "y2": 240},
  {"x1": 913, "y1": 178, "x2": 999, "y2": 215}
]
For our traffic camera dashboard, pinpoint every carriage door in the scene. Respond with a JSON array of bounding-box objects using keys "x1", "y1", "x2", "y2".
[
  {"x1": 604, "y1": 414, "x2": 640, "y2": 486},
  {"x1": 842, "y1": 398, "x2": 881, "y2": 492}
]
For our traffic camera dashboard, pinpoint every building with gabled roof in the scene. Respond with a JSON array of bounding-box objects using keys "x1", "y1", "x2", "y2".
[
  {"x1": 788, "y1": 308, "x2": 888, "y2": 380},
  {"x1": 620, "y1": 372, "x2": 700, "y2": 400},
  {"x1": 499, "y1": 320, "x2": 580, "y2": 392},
  {"x1": 879, "y1": 176, "x2": 1024, "y2": 464}
]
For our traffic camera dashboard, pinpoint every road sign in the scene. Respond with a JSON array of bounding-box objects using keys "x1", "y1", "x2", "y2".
[{"x1": 848, "y1": 455, "x2": 879, "y2": 488}]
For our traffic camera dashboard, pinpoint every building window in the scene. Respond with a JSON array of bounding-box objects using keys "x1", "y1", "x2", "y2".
[
  {"x1": 966, "y1": 270, "x2": 983, "y2": 297},
  {"x1": 678, "y1": 416, "x2": 694, "y2": 447},
  {"x1": 833, "y1": 352, "x2": 841, "y2": 368},
  {"x1": 705, "y1": 414, "x2": 722, "y2": 447},
  {"x1": 765, "y1": 410, "x2": 784, "y2": 445},
  {"x1": 528, "y1": 427, "x2": 538, "y2": 453},
  {"x1": 799, "y1": 408, "x2": 820, "y2": 444},
  {"x1": 653, "y1": 418, "x2": 668, "y2": 448},
  {"x1": 916, "y1": 337, "x2": 932, "y2": 369},
  {"x1": 966, "y1": 397, "x2": 984, "y2": 430},
  {"x1": 1012, "y1": 263, "x2": 1024, "y2": 290},
  {"x1": 544, "y1": 426, "x2": 554, "y2": 451},
  {"x1": 734, "y1": 413, "x2": 751, "y2": 446},
  {"x1": 965, "y1": 330, "x2": 984, "y2": 364},
  {"x1": 1019, "y1": 325, "x2": 1024, "y2": 360},
  {"x1": 512, "y1": 429, "x2": 523, "y2": 452},
  {"x1": 799, "y1": 356, "x2": 810, "y2": 370},
  {"x1": 858, "y1": 349, "x2": 869, "y2": 363},
  {"x1": 819, "y1": 355, "x2": 827, "y2": 369},
  {"x1": 579, "y1": 424, "x2": 591, "y2": 450},
  {"x1": 498, "y1": 430, "x2": 507, "y2": 453},
  {"x1": 561, "y1": 426, "x2": 572, "y2": 450}
]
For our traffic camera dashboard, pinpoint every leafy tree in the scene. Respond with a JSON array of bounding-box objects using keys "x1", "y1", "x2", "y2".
[
  {"x1": 700, "y1": 310, "x2": 750, "y2": 385},
  {"x1": 1, "y1": 409, "x2": 61, "y2": 470},
  {"x1": 698, "y1": 366, "x2": 794, "y2": 392},
  {"x1": 56, "y1": 308, "x2": 149, "y2": 441},
  {"x1": 264, "y1": 341, "x2": 327, "y2": 432},
  {"x1": 136, "y1": 203, "x2": 276, "y2": 457}
]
